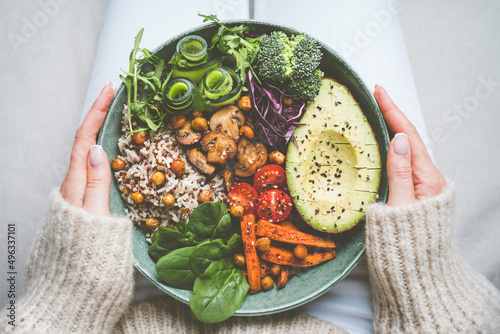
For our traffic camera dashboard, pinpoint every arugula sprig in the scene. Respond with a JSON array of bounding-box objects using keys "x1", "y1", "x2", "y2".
[
  {"x1": 120, "y1": 29, "x2": 171, "y2": 133},
  {"x1": 199, "y1": 14, "x2": 263, "y2": 84}
]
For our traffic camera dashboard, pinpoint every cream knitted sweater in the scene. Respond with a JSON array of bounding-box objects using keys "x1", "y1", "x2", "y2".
[{"x1": 4, "y1": 182, "x2": 500, "y2": 333}]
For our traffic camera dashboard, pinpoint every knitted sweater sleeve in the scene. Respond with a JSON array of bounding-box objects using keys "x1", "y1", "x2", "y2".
[
  {"x1": 5, "y1": 190, "x2": 135, "y2": 333},
  {"x1": 366, "y1": 180, "x2": 500, "y2": 333}
]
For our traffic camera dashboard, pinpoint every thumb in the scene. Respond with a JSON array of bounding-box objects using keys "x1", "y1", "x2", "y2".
[
  {"x1": 83, "y1": 145, "x2": 111, "y2": 216},
  {"x1": 386, "y1": 133, "x2": 415, "y2": 206}
]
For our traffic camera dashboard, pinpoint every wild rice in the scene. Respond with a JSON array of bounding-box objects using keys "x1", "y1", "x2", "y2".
[{"x1": 114, "y1": 107, "x2": 226, "y2": 231}]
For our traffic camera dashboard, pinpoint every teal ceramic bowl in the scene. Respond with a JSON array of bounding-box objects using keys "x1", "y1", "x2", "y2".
[{"x1": 98, "y1": 20, "x2": 389, "y2": 316}]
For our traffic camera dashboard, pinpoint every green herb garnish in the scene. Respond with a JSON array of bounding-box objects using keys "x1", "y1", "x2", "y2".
[{"x1": 120, "y1": 29, "x2": 171, "y2": 133}]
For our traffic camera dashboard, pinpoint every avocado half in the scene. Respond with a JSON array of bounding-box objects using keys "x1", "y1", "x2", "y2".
[{"x1": 286, "y1": 78, "x2": 381, "y2": 233}]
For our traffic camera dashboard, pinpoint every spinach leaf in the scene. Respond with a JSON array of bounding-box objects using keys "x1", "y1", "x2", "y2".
[
  {"x1": 189, "y1": 234, "x2": 240, "y2": 276},
  {"x1": 148, "y1": 226, "x2": 199, "y2": 261},
  {"x1": 189, "y1": 259, "x2": 249, "y2": 324},
  {"x1": 186, "y1": 202, "x2": 231, "y2": 240},
  {"x1": 211, "y1": 213, "x2": 233, "y2": 241},
  {"x1": 155, "y1": 247, "x2": 198, "y2": 290}
]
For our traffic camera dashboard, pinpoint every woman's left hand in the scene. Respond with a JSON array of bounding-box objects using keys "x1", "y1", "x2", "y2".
[{"x1": 60, "y1": 84, "x2": 115, "y2": 216}]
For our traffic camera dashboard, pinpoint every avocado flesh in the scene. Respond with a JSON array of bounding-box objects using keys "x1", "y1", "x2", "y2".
[{"x1": 286, "y1": 78, "x2": 381, "y2": 233}]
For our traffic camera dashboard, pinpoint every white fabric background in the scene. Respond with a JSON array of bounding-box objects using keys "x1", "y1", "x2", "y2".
[{"x1": 1, "y1": 1, "x2": 499, "y2": 333}]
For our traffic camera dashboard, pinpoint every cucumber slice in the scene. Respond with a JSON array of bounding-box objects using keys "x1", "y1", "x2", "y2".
[
  {"x1": 200, "y1": 67, "x2": 232, "y2": 100},
  {"x1": 176, "y1": 35, "x2": 208, "y2": 62},
  {"x1": 202, "y1": 67, "x2": 243, "y2": 111},
  {"x1": 163, "y1": 78, "x2": 195, "y2": 114},
  {"x1": 172, "y1": 56, "x2": 223, "y2": 83}
]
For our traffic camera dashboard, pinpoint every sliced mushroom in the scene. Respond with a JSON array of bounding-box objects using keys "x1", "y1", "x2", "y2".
[
  {"x1": 224, "y1": 167, "x2": 235, "y2": 192},
  {"x1": 234, "y1": 138, "x2": 268, "y2": 178},
  {"x1": 209, "y1": 105, "x2": 245, "y2": 141},
  {"x1": 201, "y1": 131, "x2": 237, "y2": 165},
  {"x1": 187, "y1": 148, "x2": 216, "y2": 175},
  {"x1": 176, "y1": 122, "x2": 201, "y2": 146}
]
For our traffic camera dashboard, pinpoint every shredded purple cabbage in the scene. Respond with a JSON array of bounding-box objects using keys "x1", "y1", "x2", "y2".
[
  {"x1": 243, "y1": 31, "x2": 262, "y2": 38},
  {"x1": 246, "y1": 69, "x2": 307, "y2": 151}
]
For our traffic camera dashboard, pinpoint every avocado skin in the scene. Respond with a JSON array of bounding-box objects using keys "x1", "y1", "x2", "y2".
[{"x1": 286, "y1": 78, "x2": 381, "y2": 233}]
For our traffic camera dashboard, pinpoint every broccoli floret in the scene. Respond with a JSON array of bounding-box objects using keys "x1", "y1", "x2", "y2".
[
  {"x1": 257, "y1": 31, "x2": 323, "y2": 101},
  {"x1": 290, "y1": 34, "x2": 322, "y2": 80},
  {"x1": 287, "y1": 69, "x2": 324, "y2": 102},
  {"x1": 257, "y1": 31, "x2": 291, "y2": 83}
]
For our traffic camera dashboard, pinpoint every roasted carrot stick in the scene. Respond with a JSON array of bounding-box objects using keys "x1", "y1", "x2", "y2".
[
  {"x1": 277, "y1": 266, "x2": 290, "y2": 290},
  {"x1": 241, "y1": 214, "x2": 261, "y2": 294},
  {"x1": 279, "y1": 219, "x2": 300, "y2": 231},
  {"x1": 256, "y1": 220, "x2": 336, "y2": 249},
  {"x1": 260, "y1": 246, "x2": 336, "y2": 267}
]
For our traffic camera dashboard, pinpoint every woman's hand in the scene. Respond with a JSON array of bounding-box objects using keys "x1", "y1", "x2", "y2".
[
  {"x1": 374, "y1": 85, "x2": 446, "y2": 206},
  {"x1": 60, "y1": 84, "x2": 115, "y2": 216}
]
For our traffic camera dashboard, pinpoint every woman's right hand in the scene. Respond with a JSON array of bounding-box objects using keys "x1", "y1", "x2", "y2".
[{"x1": 374, "y1": 85, "x2": 446, "y2": 206}]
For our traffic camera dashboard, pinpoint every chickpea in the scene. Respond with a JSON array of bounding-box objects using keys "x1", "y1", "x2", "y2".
[
  {"x1": 132, "y1": 131, "x2": 147, "y2": 144},
  {"x1": 171, "y1": 159, "x2": 186, "y2": 175},
  {"x1": 198, "y1": 189, "x2": 213, "y2": 203},
  {"x1": 191, "y1": 117, "x2": 208, "y2": 132},
  {"x1": 283, "y1": 96, "x2": 294, "y2": 107},
  {"x1": 162, "y1": 194, "x2": 175, "y2": 207},
  {"x1": 237, "y1": 95, "x2": 252, "y2": 111},
  {"x1": 239, "y1": 125, "x2": 254, "y2": 139},
  {"x1": 269, "y1": 150, "x2": 285, "y2": 165},
  {"x1": 171, "y1": 114, "x2": 186, "y2": 129},
  {"x1": 145, "y1": 218, "x2": 160, "y2": 230},
  {"x1": 150, "y1": 171, "x2": 165, "y2": 186},
  {"x1": 255, "y1": 237, "x2": 271, "y2": 252},
  {"x1": 229, "y1": 205, "x2": 245, "y2": 218},
  {"x1": 111, "y1": 158, "x2": 125, "y2": 171},
  {"x1": 131, "y1": 192, "x2": 144, "y2": 204},
  {"x1": 293, "y1": 244, "x2": 308, "y2": 260},
  {"x1": 270, "y1": 264, "x2": 281, "y2": 277},
  {"x1": 190, "y1": 109, "x2": 204, "y2": 119},
  {"x1": 233, "y1": 253, "x2": 246, "y2": 268},
  {"x1": 261, "y1": 276, "x2": 275, "y2": 291}
]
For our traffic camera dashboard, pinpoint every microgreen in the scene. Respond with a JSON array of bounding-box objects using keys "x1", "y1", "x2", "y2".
[
  {"x1": 120, "y1": 28, "x2": 169, "y2": 133},
  {"x1": 198, "y1": 14, "x2": 263, "y2": 84}
]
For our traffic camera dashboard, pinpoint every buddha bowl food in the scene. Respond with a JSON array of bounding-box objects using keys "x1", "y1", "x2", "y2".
[{"x1": 99, "y1": 16, "x2": 389, "y2": 323}]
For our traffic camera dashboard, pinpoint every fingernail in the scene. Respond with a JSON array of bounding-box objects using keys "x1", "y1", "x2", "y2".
[
  {"x1": 393, "y1": 133, "x2": 409, "y2": 156},
  {"x1": 375, "y1": 84, "x2": 381, "y2": 90},
  {"x1": 90, "y1": 145, "x2": 104, "y2": 167},
  {"x1": 105, "y1": 81, "x2": 113, "y2": 88}
]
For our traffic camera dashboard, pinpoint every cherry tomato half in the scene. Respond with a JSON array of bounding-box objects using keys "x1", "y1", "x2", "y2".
[
  {"x1": 253, "y1": 164, "x2": 287, "y2": 194},
  {"x1": 227, "y1": 182, "x2": 258, "y2": 215},
  {"x1": 256, "y1": 189, "x2": 292, "y2": 223}
]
